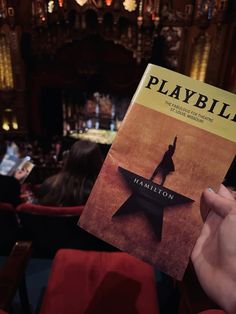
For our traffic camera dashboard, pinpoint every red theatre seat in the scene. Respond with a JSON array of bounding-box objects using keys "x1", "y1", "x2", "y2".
[
  {"x1": 197, "y1": 311, "x2": 225, "y2": 314},
  {"x1": 0, "y1": 241, "x2": 32, "y2": 314},
  {"x1": 16, "y1": 203, "x2": 84, "y2": 258},
  {"x1": 16, "y1": 202, "x2": 84, "y2": 216},
  {"x1": 0, "y1": 202, "x2": 14, "y2": 210},
  {"x1": 178, "y1": 262, "x2": 225, "y2": 314},
  {"x1": 0, "y1": 202, "x2": 20, "y2": 255},
  {"x1": 16, "y1": 203, "x2": 118, "y2": 258},
  {"x1": 39, "y1": 249, "x2": 160, "y2": 314}
]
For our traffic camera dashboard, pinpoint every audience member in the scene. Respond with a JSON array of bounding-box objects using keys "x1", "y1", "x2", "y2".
[
  {"x1": 191, "y1": 184, "x2": 236, "y2": 314},
  {"x1": 0, "y1": 137, "x2": 21, "y2": 206},
  {"x1": 37, "y1": 140, "x2": 103, "y2": 206}
]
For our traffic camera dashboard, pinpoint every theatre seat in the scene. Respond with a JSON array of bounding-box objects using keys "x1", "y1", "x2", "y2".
[
  {"x1": 39, "y1": 249, "x2": 159, "y2": 314},
  {"x1": 0, "y1": 241, "x2": 32, "y2": 314},
  {"x1": 178, "y1": 262, "x2": 225, "y2": 314},
  {"x1": 17, "y1": 203, "x2": 117, "y2": 258},
  {"x1": 0, "y1": 202, "x2": 20, "y2": 255},
  {"x1": 197, "y1": 311, "x2": 225, "y2": 314},
  {"x1": 16, "y1": 203, "x2": 84, "y2": 258},
  {"x1": 16, "y1": 202, "x2": 84, "y2": 216}
]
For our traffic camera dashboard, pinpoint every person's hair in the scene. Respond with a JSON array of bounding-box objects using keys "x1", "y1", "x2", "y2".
[
  {"x1": 62, "y1": 140, "x2": 102, "y2": 177},
  {"x1": 0, "y1": 135, "x2": 7, "y2": 162},
  {"x1": 39, "y1": 140, "x2": 103, "y2": 206}
]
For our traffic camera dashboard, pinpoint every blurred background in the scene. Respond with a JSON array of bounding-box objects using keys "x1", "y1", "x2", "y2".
[{"x1": 0, "y1": 0, "x2": 235, "y2": 140}]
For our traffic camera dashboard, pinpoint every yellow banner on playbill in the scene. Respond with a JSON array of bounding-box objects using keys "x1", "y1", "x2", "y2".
[{"x1": 132, "y1": 64, "x2": 235, "y2": 142}]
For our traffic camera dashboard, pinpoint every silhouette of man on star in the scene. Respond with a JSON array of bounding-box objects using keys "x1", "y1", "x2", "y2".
[{"x1": 150, "y1": 136, "x2": 177, "y2": 185}]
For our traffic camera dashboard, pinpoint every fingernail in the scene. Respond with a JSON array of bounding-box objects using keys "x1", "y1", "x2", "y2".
[{"x1": 208, "y1": 188, "x2": 214, "y2": 192}]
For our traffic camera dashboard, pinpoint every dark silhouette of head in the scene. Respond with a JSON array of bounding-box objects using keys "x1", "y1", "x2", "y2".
[
  {"x1": 168, "y1": 144, "x2": 175, "y2": 155},
  {"x1": 63, "y1": 140, "x2": 103, "y2": 177},
  {"x1": 0, "y1": 136, "x2": 7, "y2": 163},
  {"x1": 39, "y1": 140, "x2": 104, "y2": 206}
]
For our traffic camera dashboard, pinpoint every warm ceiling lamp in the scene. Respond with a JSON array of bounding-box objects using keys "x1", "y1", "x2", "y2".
[
  {"x1": 12, "y1": 115, "x2": 18, "y2": 130},
  {"x1": 105, "y1": 0, "x2": 112, "y2": 5},
  {"x1": 2, "y1": 121, "x2": 10, "y2": 131},
  {"x1": 123, "y1": 0, "x2": 137, "y2": 12},
  {"x1": 75, "y1": 0, "x2": 103, "y2": 6},
  {"x1": 75, "y1": 0, "x2": 88, "y2": 6}
]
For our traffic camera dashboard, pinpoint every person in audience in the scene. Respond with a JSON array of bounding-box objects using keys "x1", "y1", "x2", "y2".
[
  {"x1": 37, "y1": 140, "x2": 103, "y2": 206},
  {"x1": 191, "y1": 184, "x2": 236, "y2": 314},
  {"x1": 0, "y1": 137, "x2": 21, "y2": 206},
  {"x1": 6, "y1": 140, "x2": 20, "y2": 157}
]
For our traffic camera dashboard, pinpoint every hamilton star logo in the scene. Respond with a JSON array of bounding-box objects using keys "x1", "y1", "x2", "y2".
[{"x1": 113, "y1": 137, "x2": 194, "y2": 241}]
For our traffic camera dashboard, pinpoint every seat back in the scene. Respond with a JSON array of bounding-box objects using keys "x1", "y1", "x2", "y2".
[
  {"x1": 16, "y1": 203, "x2": 84, "y2": 258},
  {"x1": 40, "y1": 249, "x2": 159, "y2": 314},
  {"x1": 178, "y1": 262, "x2": 223, "y2": 314},
  {"x1": 197, "y1": 311, "x2": 225, "y2": 314},
  {"x1": 0, "y1": 203, "x2": 20, "y2": 255},
  {"x1": 17, "y1": 203, "x2": 118, "y2": 258},
  {"x1": 0, "y1": 241, "x2": 32, "y2": 314}
]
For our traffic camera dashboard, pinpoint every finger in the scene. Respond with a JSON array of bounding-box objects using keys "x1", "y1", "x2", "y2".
[
  {"x1": 202, "y1": 188, "x2": 235, "y2": 218},
  {"x1": 218, "y1": 184, "x2": 235, "y2": 201},
  {"x1": 192, "y1": 210, "x2": 222, "y2": 259}
]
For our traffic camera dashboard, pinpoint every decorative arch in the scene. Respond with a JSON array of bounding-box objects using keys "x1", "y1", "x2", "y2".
[
  {"x1": 190, "y1": 32, "x2": 211, "y2": 82},
  {"x1": 0, "y1": 25, "x2": 14, "y2": 90}
]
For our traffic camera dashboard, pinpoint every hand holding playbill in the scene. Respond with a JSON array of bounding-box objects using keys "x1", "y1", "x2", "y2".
[
  {"x1": 0, "y1": 154, "x2": 34, "y2": 183},
  {"x1": 192, "y1": 185, "x2": 236, "y2": 313}
]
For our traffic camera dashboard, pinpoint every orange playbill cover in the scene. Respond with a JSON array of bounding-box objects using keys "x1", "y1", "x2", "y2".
[{"x1": 78, "y1": 64, "x2": 236, "y2": 280}]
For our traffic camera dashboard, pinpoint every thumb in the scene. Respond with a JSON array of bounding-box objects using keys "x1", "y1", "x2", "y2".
[
  {"x1": 218, "y1": 184, "x2": 235, "y2": 201},
  {"x1": 202, "y1": 188, "x2": 235, "y2": 218}
]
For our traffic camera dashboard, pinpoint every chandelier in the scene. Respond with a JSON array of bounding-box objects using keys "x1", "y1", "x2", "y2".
[
  {"x1": 75, "y1": 1, "x2": 138, "y2": 12},
  {"x1": 45, "y1": 0, "x2": 162, "y2": 28},
  {"x1": 0, "y1": 0, "x2": 229, "y2": 65},
  {"x1": 27, "y1": 0, "x2": 164, "y2": 63},
  {"x1": 73, "y1": 0, "x2": 161, "y2": 20}
]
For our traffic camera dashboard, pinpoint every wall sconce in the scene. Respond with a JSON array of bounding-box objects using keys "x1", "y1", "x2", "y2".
[
  {"x1": 2, "y1": 108, "x2": 18, "y2": 131},
  {"x1": 2, "y1": 120, "x2": 10, "y2": 131},
  {"x1": 12, "y1": 115, "x2": 18, "y2": 130}
]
